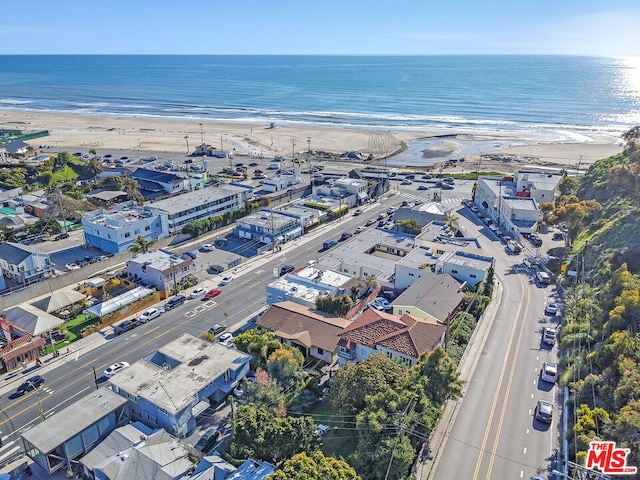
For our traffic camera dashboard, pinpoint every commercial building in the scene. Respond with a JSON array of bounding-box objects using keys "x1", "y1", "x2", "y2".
[
  {"x1": 266, "y1": 264, "x2": 353, "y2": 309},
  {"x1": 474, "y1": 171, "x2": 561, "y2": 237},
  {"x1": 151, "y1": 184, "x2": 253, "y2": 234},
  {"x1": 108, "y1": 333, "x2": 251, "y2": 438},
  {"x1": 236, "y1": 210, "x2": 302, "y2": 246}
]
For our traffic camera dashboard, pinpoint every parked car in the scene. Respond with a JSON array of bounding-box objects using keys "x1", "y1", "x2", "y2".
[
  {"x1": 541, "y1": 361, "x2": 558, "y2": 383},
  {"x1": 208, "y1": 264, "x2": 226, "y2": 274},
  {"x1": 54, "y1": 232, "x2": 70, "y2": 240},
  {"x1": 113, "y1": 320, "x2": 136, "y2": 335},
  {"x1": 373, "y1": 297, "x2": 391, "y2": 310},
  {"x1": 165, "y1": 295, "x2": 186, "y2": 310},
  {"x1": 315, "y1": 424, "x2": 330, "y2": 437},
  {"x1": 365, "y1": 218, "x2": 376, "y2": 226},
  {"x1": 280, "y1": 264, "x2": 296, "y2": 276},
  {"x1": 200, "y1": 244, "x2": 215, "y2": 252},
  {"x1": 323, "y1": 239, "x2": 338, "y2": 249},
  {"x1": 552, "y1": 232, "x2": 565, "y2": 240},
  {"x1": 190, "y1": 287, "x2": 205, "y2": 299},
  {"x1": 104, "y1": 362, "x2": 130, "y2": 378},
  {"x1": 536, "y1": 271, "x2": 551, "y2": 285},
  {"x1": 545, "y1": 303, "x2": 558, "y2": 315},
  {"x1": 65, "y1": 262, "x2": 81, "y2": 271},
  {"x1": 209, "y1": 324, "x2": 226, "y2": 336},
  {"x1": 340, "y1": 231, "x2": 352, "y2": 241},
  {"x1": 183, "y1": 251, "x2": 197, "y2": 259},
  {"x1": 535, "y1": 399, "x2": 553, "y2": 423},
  {"x1": 205, "y1": 288, "x2": 222, "y2": 299},
  {"x1": 353, "y1": 208, "x2": 363, "y2": 216},
  {"x1": 138, "y1": 307, "x2": 164, "y2": 323},
  {"x1": 16, "y1": 375, "x2": 45, "y2": 395},
  {"x1": 219, "y1": 332, "x2": 233, "y2": 344},
  {"x1": 386, "y1": 207, "x2": 396, "y2": 215},
  {"x1": 542, "y1": 327, "x2": 556, "y2": 346},
  {"x1": 355, "y1": 226, "x2": 365, "y2": 234}
]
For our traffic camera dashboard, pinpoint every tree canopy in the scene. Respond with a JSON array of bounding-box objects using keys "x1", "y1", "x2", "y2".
[{"x1": 268, "y1": 451, "x2": 361, "y2": 480}]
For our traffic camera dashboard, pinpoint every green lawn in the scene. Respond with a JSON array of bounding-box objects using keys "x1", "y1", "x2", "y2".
[{"x1": 52, "y1": 165, "x2": 80, "y2": 182}]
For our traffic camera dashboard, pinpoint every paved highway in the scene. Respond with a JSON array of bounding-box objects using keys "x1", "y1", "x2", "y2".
[{"x1": 428, "y1": 209, "x2": 562, "y2": 479}]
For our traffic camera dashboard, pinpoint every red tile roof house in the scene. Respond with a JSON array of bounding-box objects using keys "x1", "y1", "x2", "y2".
[
  {"x1": 256, "y1": 301, "x2": 350, "y2": 365},
  {"x1": 338, "y1": 309, "x2": 446, "y2": 367}
]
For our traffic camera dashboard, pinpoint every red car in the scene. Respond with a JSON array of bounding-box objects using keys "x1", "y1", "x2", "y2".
[{"x1": 205, "y1": 288, "x2": 222, "y2": 299}]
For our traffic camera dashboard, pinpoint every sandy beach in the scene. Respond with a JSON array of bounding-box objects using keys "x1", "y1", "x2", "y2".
[{"x1": 1, "y1": 109, "x2": 625, "y2": 175}]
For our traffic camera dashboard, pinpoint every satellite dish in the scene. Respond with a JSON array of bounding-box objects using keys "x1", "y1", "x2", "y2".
[{"x1": 162, "y1": 363, "x2": 171, "y2": 371}]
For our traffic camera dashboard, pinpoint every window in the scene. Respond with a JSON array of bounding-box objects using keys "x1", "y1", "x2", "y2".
[
  {"x1": 317, "y1": 347, "x2": 324, "y2": 355},
  {"x1": 223, "y1": 370, "x2": 231, "y2": 381},
  {"x1": 451, "y1": 269, "x2": 458, "y2": 274},
  {"x1": 277, "y1": 296, "x2": 283, "y2": 301},
  {"x1": 124, "y1": 232, "x2": 130, "y2": 238},
  {"x1": 145, "y1": 226, "x2": 150, "y2": 231},
  {"x1": 470, "y1": 274, "x2": 477, "y2": 278}
]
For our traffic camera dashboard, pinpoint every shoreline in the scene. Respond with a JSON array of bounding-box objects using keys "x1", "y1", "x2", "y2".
[{"x1": 1, "y1": 109, "x2": 625, "y2": 175}]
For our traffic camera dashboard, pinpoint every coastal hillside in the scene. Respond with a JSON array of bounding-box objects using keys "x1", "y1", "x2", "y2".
[{"x1": 561, "y1": 126, "x2": 640, "y2": 471}]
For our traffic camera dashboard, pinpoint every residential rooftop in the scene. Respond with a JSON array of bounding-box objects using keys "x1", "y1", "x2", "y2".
[
  {"x1": 83, "y1": 201, "x2": 160, "y2": 228},
  {"x1": 108, "y1": 334, "x2": 251, "y2": 415},
  {"x1": 129, "y1": 250, "x2": 192, "y2": 273},
  {"x1": 150, "y1": 184, "x2": 250, "y2": 215}
]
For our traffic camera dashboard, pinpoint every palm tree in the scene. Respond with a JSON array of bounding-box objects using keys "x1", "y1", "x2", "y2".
[
  {"x1": 129, "y1": 235, "x2": 156, "y2": 254},
  {"x1": 86, "y1": 158, "x2": 103, "y2": 182},
  {"x1": 120, "y1": 175, "x2": 144, "y2": 205}
]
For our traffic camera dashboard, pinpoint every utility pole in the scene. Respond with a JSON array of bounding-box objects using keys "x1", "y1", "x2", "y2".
[
  {"x1": 199, "y1": 123, "x2": 204, "y2": 146},
  {"x1": 291, "y1": 139, "x2": 296, "y2": 166},
  {"x1": 576, "y1": 155, "x2": 582, "y2": 177},
  {"x1": 184, "y1": 135, "x2": 189, "y2": 155}
]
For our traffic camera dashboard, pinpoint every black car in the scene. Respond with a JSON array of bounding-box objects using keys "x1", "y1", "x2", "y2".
[
  {"x1": 113, "y1": 319, "x2": 136, "y2": 335},
  {"x1": 340, "y1": 231, "x2": 352, "y2": 241},
  {"x1": 183, "y1": 251, "x2": 197, "y2": 259},
  {"x1": 165, "y1": 295, "x2": 186, "y2": 310},
  {"x1": 17, "y1": 375, "x2": 45, "y2": 395},
  {"x1": 280, "y1": 264, "x2": 296, "y2": 276},
  {"x1": 54, "y1": 233, "x2": 69, "y2": 241}
]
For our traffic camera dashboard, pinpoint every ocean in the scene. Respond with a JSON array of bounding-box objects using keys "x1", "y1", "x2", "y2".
[{"x1": 1, "y1": 55, "x2": 639, "y2": 137}]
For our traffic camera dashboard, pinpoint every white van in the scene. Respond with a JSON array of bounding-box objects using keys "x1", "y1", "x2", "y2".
[{"x1": 536, "y1": 271, "x2": 551, "y2": 285}]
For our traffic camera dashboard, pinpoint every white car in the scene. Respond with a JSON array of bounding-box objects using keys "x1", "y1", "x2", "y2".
[
  {"x1": 138, "y1": 307, "x2": 164, "y2": 323},
  {"x1": 219, "y1": 275, "x2": 233, "y2": 286},
  {"x1": 219, "y1": 332, "x2": 234, "y2": 344},
  {"x1": 541, "y1": 361, "x2": 558, "y2": 383},
  {"x1": 190, "y1": 287, "x2": 205, "y2": 298},
  {"x1": 200, "y1": 244, "x2": 215, "y2": 252},
  {"x1": 355, "y1": 226, "x2": 366, "y2": 234},
  {"x1": 104, "y1": 362, "x2": 130, "y2": 378},
  {"x1": 65, "y1": 262, "x2": 81, "y2": 271},
  {"x1": 545, "y1": 303, "x2": 558, "y2": 315}
]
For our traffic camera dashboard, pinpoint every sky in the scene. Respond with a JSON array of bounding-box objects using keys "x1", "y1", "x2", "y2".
[{"x1": 2, "y1": 0, "x2": 640, "y2": 56}]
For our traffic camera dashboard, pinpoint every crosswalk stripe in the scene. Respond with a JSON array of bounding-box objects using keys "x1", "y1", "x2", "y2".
[{"x1": 0, "y1": 445, "x2": 21, "y2": 463}]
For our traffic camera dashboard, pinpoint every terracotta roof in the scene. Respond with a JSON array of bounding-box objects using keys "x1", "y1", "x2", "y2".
[
  {"x1": 257, "y1": 301, "x2": 350, "y2": 352},
  {"x1": 1, "y1": 336, "x2": 45, "y2": 361},
  {"x1": 340, "y1": 309, "x2": 445, "y2": 358}
]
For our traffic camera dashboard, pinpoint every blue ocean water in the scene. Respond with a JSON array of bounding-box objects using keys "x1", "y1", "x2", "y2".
[{"x1": 1, "y1": 55, "x2": 639, "y2": 135}]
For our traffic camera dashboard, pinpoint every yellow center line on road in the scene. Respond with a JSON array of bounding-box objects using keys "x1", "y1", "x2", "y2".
[
  {"x1": 0, "y1": 302, "x2": 222, "y2": 430},
  {"x1": 485, "y1": 274, "x2": 531, "y2": 479},
  {"x1": 472, "y1": 277, "x2": 527, "y2": 480}
]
